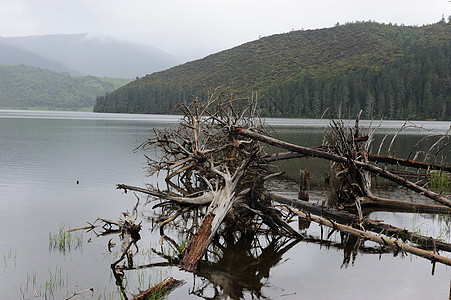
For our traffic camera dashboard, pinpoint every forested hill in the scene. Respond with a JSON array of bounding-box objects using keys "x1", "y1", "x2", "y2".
[
  {"x1": 0, "y1": 64, "x2": 131, "y2": 110},
  {"x1": 94, "y1": 21, "x2": 451, "y2": 120}
]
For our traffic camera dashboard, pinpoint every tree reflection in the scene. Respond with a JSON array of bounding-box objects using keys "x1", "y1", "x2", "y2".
[{"x1": 191, "y1": 235, "x2": 299, "y2": 299}]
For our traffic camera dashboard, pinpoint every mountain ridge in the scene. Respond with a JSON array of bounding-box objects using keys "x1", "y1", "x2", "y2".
[
  {"x1": 1, "y1": 33, "x2": 179, "y2": 78},
  {"x1": 94, "y1": 21, "x2": 451, "y2": 120}
]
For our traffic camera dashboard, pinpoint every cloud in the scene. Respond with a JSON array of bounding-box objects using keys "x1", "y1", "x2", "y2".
[{"x1": 0, "y1": 0, "x2": 450, "y2": 61}]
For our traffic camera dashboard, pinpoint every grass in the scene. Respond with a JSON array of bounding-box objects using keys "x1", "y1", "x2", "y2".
[
  {"x1": 49, "y1": 224, "x2": 83, "y2": 254},
  {"x1": 437, "y1": 213, "x2": 451, "y2": 242},
  {"x1": 20, "y1": 267, "x2": 68, "y2": 299},
  {"x1": 429, "y1": 170, "x2": 451, "y2": 190},
  {"x1": 20, "y1": 270, "x2": 37, "y2": 298},
  {"x1": 43, "y1": 266, "x2": 68, "y2": 298},
  {"x1": 2, "y1": 249, "x2": 17, "y2": 270},
  {"x1": 178, "y1": 239, "x2": 187, "y2": 253}
]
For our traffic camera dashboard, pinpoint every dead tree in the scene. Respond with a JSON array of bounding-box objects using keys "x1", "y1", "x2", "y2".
[
  {"x1": 115, "y1": 91, "x2": 450, "y2": 276},
  {"x1": 236, "y1": 127, "x2": 451, "y2": 208},
  {"x1": 123, "y1": 89, "x2": 300, "y2": 272},
  {"x1": 268, "y1": 192, "x2": 451, "y2": 253}
]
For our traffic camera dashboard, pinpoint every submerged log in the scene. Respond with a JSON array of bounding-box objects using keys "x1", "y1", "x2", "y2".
[
  {"x1": 269, "y1": 192, "x2": 451, "y2": 253},
  {"x1": 131, "y1": 277, "x2": 184, "y2": 300},
  {"x1": 237, "y1": 128, "x2": 451, "y2": 208},
  {"x1": 284, "y1": 204, "x2": 451, "y2": 267}
]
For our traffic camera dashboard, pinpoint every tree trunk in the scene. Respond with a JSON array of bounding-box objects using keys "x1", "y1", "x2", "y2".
[
  {"x1": 179, "y1": 179, "x2": 238, "y2": 272},
  {"x1": 179, "y1": 154, "x2": 254, "y2": 272},
  {"x1": 264, "y1": 151, "x2": 450, "y2": 172},
  {"x1": 298, "y1": 170, "x2": 310, "y2": 201}
]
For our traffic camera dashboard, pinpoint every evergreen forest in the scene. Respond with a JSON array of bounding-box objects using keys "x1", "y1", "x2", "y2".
[{"x1": 94, "y1": 21, "x2": 451, "y2": 120}]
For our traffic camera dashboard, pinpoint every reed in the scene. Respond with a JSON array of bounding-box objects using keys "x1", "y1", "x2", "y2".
[
  {"x1": 429, "y1": 170, "x2": 450, "y2": 190},
  {"x1": 48, "y1": 224, "x2": 83, "y2": 253}
]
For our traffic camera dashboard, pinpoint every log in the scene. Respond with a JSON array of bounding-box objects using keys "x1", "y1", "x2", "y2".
[
  {"x1": 64, "y1": 288, "x2": 94, "y2": 300},
  {"x1": 357, "y1": 196, "x2": 450, "y2": 214},
  {"x1": 284, "y1": 205, "x2": 451, "y2": 267},
  {"x1": 237, "y1": 128, "x2": 451, "y2": 208},
  {"x1": 268, "y1": 192, "x2": 451, "y2": 253},
  {"x1": 368, "y1": 154, "x2": 451, "y2": 173},
  {"x1": 264, "y1": 151, "x2": 450, "y2": 172},
  {"x1": 66, "y1": 224, "x2": 100, "y2": 232},
  {"x1": 131, "y1": 277, "x2": 184, "y2": 300}
]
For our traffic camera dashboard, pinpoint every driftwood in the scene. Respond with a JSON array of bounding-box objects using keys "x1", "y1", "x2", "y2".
[
  {"x1": 105, "y1": 92, "x2": 450, "y2": 295},
  {"x1": 281, "y1": 204, "x2": 451, "y2": 267},
  {"x1": 268, "y1": 192, "x2": 451, "y2": 253},
  {"x1": 131, "y1": 277, "x2": 184, "y2": 300},
  {"x1": 63, "y1": 288, "x2": 94, "y2": 300},
  {"x1": 368, "y1": 154, "x2": 451, "y2": 172},
  {"x1": 265, "y1": 151, "x2": 451, "y2": 173},
  {"x1": 130, "y1": 93, "x2": 304, "y2": 273},
  {"x1": 65, "y1": 224, "x2": 100, "y2": 232},
  {"x1": 117, "y1": 183, "x2": 213, "y2": 205},
  {"x1": 237, "y1": 127, "x2": 451, "y2": 208}
]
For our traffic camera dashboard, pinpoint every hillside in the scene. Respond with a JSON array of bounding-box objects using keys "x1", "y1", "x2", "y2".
[
  {"x1": 2, "y1": 34, "x2": 179, "y2": 78},
  {"x1": 0, "y1": 64, "x2": 131, "y2": 110},
  {"x1": 94, "y1": 21, "x2": 451, "y2": 120}
]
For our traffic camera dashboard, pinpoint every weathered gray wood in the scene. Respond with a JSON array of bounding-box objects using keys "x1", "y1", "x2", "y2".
[
  {"x1": 268, "y1": 192, "x2": 451, "y2": 253},
  {"x1": 283, "y1": 204, "x2": 451, "y2": 267},
  {"x1": 237, "y1": 128, "x2": 451, "y2": 208},
  {"x1": 264, "y1": 151, "x2": 451, "y2": 172},
  {"x1": 117, "y1": 184, "x2": 213, "y2": 205},
  {"x1": 298, "y1": 170, "x2": 310, "y2": 201}
]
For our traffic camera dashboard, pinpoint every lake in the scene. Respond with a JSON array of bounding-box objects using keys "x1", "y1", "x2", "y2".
[{"x1": 0, "y1": 110, "x2": 450, "y2": 299}]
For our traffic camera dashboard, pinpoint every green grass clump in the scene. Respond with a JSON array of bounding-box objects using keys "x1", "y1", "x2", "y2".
[
  {"x1": 48, "y1": 224, "x2": 83, "y2": 253},
  {"x1": 429, "y1": 171, "x2": 450, "y2": 190}
]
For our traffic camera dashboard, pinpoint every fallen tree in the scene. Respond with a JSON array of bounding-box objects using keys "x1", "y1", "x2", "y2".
[
  {"x1": 130, "y1": 90, "x2": 300, "y2": 273},
  {"x1": 280, "y1": 203, "x2": 451, "y2": 267},
  {"x1": 112, "y1": 90, "x2": 450, "y2": 280},
  {"x1": 264, "y1": 151, "x2": 451, "y2": 173},
  {"x1": 235, "y1": 127, "x2": 451, "y2": 208},
  {"x1": 268, "y1": 192, "x2": 451, "y2": 253}
]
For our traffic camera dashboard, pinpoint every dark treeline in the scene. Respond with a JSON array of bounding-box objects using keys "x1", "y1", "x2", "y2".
[
  {"x1": 94, "y1": 84, "x2": 196, "y2": 114},
  {"x1": 262, "y1": 40, "x2": 451, "y2": 120}
]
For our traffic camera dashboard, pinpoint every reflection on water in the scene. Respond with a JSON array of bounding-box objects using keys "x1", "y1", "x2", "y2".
[{"x1": 0, "y1": 110, "x2": 450, "y2": 299}]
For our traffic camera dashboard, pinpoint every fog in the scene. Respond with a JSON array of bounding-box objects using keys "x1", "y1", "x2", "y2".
[{"x1": 0, "y1": 0, "x2": 450, "y2": 62}]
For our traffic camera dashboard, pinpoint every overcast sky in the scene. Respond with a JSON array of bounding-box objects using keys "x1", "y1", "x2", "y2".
[{"x1": 1, "y1": 0, "x2": 450, "y2": 61}]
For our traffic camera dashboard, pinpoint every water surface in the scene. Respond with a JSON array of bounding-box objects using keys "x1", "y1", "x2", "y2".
[{"x1": 1, "y1": 110, "x2": 450, "y2": 299}]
